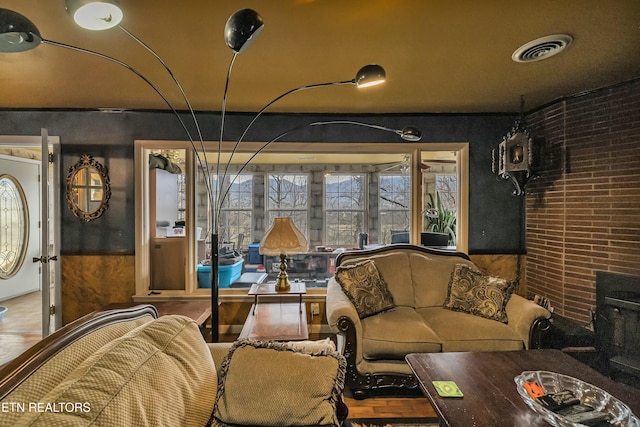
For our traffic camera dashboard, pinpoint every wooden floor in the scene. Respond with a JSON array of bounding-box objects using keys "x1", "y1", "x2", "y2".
[
  {"x1": 344, "y1": 395, "x2": 435, "y2": 419},
  {"x1": 0, "y1": 292, "x2": 436, "y2": 419},
  {"x1": 0, "y1": 291, "x2": 43, "y2": 367}
]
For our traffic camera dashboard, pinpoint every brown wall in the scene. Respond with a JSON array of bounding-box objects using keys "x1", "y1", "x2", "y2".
[
  {"x1": 471, "y1": 254, "x2": 526, "y2": 295},
  {"x1": 61, "y1": 255, "x2": 136, "y2": 324},
  {"x1": 62, "y1": 253, "x2": 522, "y2": 327},
  {"x1": 525, "y1": 79, "x2": 640, "y2": 325}
]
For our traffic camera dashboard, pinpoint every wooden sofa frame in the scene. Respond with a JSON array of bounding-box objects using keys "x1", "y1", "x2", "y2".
[{"x1": 0, "y1": 305, "x2": 158, "y2": 400}]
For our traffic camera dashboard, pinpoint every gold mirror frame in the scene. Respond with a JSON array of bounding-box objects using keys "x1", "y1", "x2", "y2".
[{"x1": 66, "y1": 154, "x2": 111, "y2": 222}]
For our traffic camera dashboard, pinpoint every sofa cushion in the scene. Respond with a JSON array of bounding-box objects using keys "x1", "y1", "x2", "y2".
[
  {"x1": 443, "y1": 263, "x2": 515, "y2": 323},
  {"x1": 213, "y1": 339, "x2": 345, "y2": 427},
  {"x1": 418, "y1": 307, "x2": 524, "y2": 352},
  {"x1": 340, "y1": 251, "x2": 415, "y2": 306},
  {"x1": 410, "y1": 252, "x2": 476, "y2": 308},
  {"x1": 361, "y1": 306, "x2": 442, "y2": 360},
  {"x1": 335, "y1": 259, "x2": 395, "y2": 318},
  {"x1": 0, "y1": 316, "x2": 153, "y2": 427},
  {"x1": 16, "y1": 315, "x2": 217, "y2": 427}
]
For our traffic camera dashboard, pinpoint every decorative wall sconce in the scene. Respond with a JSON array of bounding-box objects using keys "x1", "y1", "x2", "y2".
[{"x1": 492, "y1": 98, "x2": 538, "y2": 196}]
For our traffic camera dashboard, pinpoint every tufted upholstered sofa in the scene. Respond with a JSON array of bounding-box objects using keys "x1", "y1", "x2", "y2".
[
  {"x1": 0, "y1": 305, "x2": 347, "y2": 426},
  {"x1": 326, "y1": 244, "x2": 551, "y2": 399}
]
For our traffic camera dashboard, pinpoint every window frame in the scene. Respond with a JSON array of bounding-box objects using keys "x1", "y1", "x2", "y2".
[{"x1": 133, "y1": 140, "x2": 469, "y2": 301}]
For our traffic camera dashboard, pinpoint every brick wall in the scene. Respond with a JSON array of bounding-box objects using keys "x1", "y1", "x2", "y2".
[{"x1": 525, "y1": 79, "x2": 640, "y2": 325}]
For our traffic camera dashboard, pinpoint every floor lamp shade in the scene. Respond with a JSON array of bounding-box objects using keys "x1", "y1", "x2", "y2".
[
  {"x1": 0, "y1": 8, "x2": 42, "y2": 52},
  {"x1": 224, "y1": 8, "x2": 264, "y2": 53},
  {"x1": 400, "y1": 125, "x2": 422, "y2": 141},
  {"x1": 259, "y1": 217, "x2": 308, "y2": 291},
  {"x1": 355, "y1": 64, "x2": 386, "y2": 88},
  {"x1": 65, "y1": 0, "x2": 123, "y2": 31}
]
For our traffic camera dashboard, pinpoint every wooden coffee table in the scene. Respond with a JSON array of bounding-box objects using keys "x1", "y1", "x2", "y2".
[
  {"x1": 247, "y1": 281, "x2": 306, "y2": 314},
  {"x1": 406, "y1": 350, "x2": 640, "y2": 427},
  {"x1": 238, "y1": 281, "x2": 308, "y2": 341},
  {"x1": 238, "y1": 302, "x2": 308, "y2": 341}
]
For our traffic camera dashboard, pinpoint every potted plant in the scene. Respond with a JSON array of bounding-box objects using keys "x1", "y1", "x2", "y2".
[{"x1": 424, "y1": 193, "x2": 456, "y2": 245}]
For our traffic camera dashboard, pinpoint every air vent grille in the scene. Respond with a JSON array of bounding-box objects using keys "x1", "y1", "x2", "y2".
[{"x1": 512, "y1": 34, "x2": 573, "y2": 63}]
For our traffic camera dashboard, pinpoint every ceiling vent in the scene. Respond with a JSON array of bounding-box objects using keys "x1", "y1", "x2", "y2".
[{"x1": 512, "y1": 34, "x2": 573, "y2": 63}]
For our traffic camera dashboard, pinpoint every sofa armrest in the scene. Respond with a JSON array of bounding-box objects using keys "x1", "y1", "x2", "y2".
[
  {"x1": 506, "y1": 294, "x2": 552, "y2": 349},
  {"x1": 326, "y1": 279, "x2": 365, "y2": 359},
  {"x1": 326, "y1": 278, "x2": 361, "y2": 339},
  {"x1": 207, "y1": 342, "x2": 234, "y2": 369}
]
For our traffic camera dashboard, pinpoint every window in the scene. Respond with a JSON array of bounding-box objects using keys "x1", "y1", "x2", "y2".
[
  {"x1": 379, "y1": 174, "x2": 411, "y2": 243},
  {"x1": 436, "y1": 174, "x2": 457, "y2": 211},
  {"x1": 266, "y1": 174, "x2": 309, "y2": 237},
  {"x1": 0, "y1": 175, "x2": 28, "y2": 279},
  {"x1": 177, "y1": 173, "x2": 186, "y2": 222},
  {"x1": 135, "y1": 141, "x2": 469, "y2": 297},
  {"x1": 212, "y1": 174, "x2": 253, "y2": 247},
  {"x1": 324, "y1": 174, "x2": 366, "y2": 247},
  {"x1": 422, "y1": 155, "x2": 459, "y2": 246}
]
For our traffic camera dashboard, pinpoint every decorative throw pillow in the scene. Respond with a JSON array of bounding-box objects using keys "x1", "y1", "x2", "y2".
[
  {"x1": 212, "y1": 339, "x2": 346, "y2": 427},
  {"x1": 334, "y1": 259, "x2": 395, "y2": 319},
  {"x1": 443, "y1": 263, "x2": 515, "y2": 323}
]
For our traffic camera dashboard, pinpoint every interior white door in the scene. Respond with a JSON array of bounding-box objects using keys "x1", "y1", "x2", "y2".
[
  {"x1": 0, "y1": 131, "x2": 60, "y2": 336},
  {"x1": 46, "y1": 132, "x2": 62, "y2": 332},
  {"x1": 0, "y1": 155, "x2": 41, "y2": 301}
]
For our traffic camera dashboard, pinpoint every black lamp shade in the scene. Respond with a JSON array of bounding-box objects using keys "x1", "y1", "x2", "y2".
[
  {"x1": 224, "y1": 9, "x2": 264, "y2": 53},
  {"x1": 0, "y1": 9, "x2": 42, "y2": 52},
  {"x1": 400, "y1": 126, "x2": 422, "y2": 141},
  {"x1": 355, "y1": 64, "x2": 386, "y2": 88}
]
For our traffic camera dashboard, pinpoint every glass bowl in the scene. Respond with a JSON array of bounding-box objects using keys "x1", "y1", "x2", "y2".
[{"x1": 514, "y1": 370, "x2": 640, "y2": 427}]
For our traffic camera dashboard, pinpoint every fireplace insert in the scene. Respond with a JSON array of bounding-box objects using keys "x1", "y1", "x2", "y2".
[{"x1": 595, "y1": 271, "x2": 640, "y2": 380}]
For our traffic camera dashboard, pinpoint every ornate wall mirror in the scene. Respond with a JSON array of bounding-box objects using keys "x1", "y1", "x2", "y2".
[{"x1": 66, "y1": 155, "x2": 111, "y2": 221}]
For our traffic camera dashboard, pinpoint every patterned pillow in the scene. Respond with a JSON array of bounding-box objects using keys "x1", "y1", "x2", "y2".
[
  {"x1": 443, "y1": 263, "x2": 515, "y2": 323},
  {"x1": 212, "y1": 339, "x2": 346, "y2": 427},
  {"x1": 334, "y1": 259, "x2": 395, "y2": 319}
]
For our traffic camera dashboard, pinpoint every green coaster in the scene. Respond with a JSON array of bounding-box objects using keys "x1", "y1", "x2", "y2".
[{"x1": 432, "y1": 381, "x2": 463, "y2": 397}]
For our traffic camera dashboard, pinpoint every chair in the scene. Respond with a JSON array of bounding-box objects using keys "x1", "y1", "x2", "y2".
[{"x1": 420, "y1": 232, "x2": 449, "y2": 247}]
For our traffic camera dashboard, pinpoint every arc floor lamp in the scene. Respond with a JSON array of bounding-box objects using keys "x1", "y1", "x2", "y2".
[{"x1": 0, "y1": 2, "x2": 421, "y2": 342}]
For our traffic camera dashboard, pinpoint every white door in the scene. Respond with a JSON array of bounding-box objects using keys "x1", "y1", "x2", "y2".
[
  {"x1": 0, "y1": 155, "x2": 41, "y2": 301},
  {"x1": 0, "y1": 131, "x2": 60, "y2": 336}
]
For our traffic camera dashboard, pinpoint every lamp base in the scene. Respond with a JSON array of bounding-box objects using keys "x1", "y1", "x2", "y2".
[{"x1": 275, "y1": 253, "x2": 291, "y2": 291}]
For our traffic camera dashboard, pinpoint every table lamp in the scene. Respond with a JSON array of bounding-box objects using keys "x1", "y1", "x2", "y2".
[{"x1": 259, "y1": 217, "x2": 308, "y2": 291}]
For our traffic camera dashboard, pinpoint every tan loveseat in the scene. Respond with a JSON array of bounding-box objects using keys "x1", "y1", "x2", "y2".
[
  {"x1": 0, "y1": 305, "x2": 346, "y2": 426},
  {"x1": 326, "y1": 244, "x2": 551, "y2": 399}
]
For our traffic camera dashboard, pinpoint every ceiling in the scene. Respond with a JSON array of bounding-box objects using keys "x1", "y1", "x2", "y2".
[{"x1": 1, "y1": 1, "x2": 639, "y2": 114}]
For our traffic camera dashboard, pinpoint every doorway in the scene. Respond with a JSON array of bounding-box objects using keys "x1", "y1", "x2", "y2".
[{"x1": 0, "y1": 132, "x2": 61, "y2": 363}]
